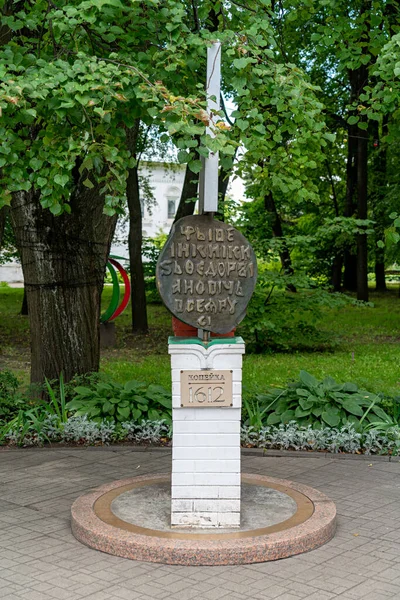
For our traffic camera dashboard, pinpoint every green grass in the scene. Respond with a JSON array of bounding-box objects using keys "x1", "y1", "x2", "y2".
[{"x1": 0, "y1": 285, "x2": 399, "y2": 397}]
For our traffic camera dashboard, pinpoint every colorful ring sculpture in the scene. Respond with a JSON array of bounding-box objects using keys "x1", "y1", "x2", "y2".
[{"x1": 100, "y1": 255, "x2": 131, "y2": 323}]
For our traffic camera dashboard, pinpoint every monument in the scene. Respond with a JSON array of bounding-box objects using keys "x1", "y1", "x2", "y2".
[
  {"x1": 71, "y1": 41, "x2": 336, "y2": 564},
  {"x1": 156, "y1": 42, "x2": 257, "y2": 528}
]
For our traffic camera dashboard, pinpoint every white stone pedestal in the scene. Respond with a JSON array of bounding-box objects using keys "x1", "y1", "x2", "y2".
[{"x1": 169, "y1": 337, "x2": 245, "y2": 528}]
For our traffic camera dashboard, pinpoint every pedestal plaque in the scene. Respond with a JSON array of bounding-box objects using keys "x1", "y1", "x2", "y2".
[{"x1": 180, "y1": 370, "x2": 233, "y2": 407}]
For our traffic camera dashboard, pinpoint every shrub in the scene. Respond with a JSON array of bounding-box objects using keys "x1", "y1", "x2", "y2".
[
  {"x1": 245, "y1": 370, "x2": 391, "y2": 429},
  {"x1": 237, "y1": 269, "x2": 353, "y2": 353},
  {"x1": 62, "y1": 416, "x2": 116, "y2": 444},
  {"x1": 121, "y1": 420, "x2": 171, "y2": 444},
  {"x1": 0, "y1": 369, "x2": 19, "y2": 400},
  {"x1": 0, "y1": 370, "x2": 31, "y2": 424},
  {"x1": 66, "y1": 380, "x2": 172, "y2": 424},
  {"x1": 2, "y1": 415, "x2": 171, "y2": 447},
  {"x1": 241, "y1": 422, "x2": 400, "y2": 455},
  {"x1": 142, "y1": 234, "x2": 167, "y2": 303}
]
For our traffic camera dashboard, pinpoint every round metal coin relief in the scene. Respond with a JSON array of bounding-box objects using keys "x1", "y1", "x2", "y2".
[{"x1": 156, "y1": 215, "x2": 258, "y2": 334}]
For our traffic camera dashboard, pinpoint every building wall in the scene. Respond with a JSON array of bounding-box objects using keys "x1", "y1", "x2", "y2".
[{"x1": 140, "y1": 162, "x2": 185, "y2": 238}]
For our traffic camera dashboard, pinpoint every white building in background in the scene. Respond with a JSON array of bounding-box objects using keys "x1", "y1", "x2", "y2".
[
  {"x1": 141, "y1": 162, "x2": 186, "y2": 238},
  {"x1": 0, "y1": 161, "x2": 244, "y2": 282},
  {"x1": 109, "y1": 162, "x2": 186, "y2": 260}
]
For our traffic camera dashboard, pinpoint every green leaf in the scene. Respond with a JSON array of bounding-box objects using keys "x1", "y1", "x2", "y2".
[
  {"x1": 295, "y1": 407, "x2": 312, "y2": 417},
  {"x1": 54, "y1": 174, "x2": 69, "y2": 187},
  {"x1": 312, "y1": 407, "x2": 323, "y2": 417},
  {"x1": 148, "y1": 409, "x2": 162, "y2": 420},
  {"x1": 155, "y1": 396, "x2": 172, "y2": 409},
  {"x1": 266, "y1": 412, "x2": 282, "y2": 425},
  {"x1": 348, "y1": 116, "x2": 359, "y2": 125},
  {"x1": 118, "y1": 406, "x2": 131, "y2": 419},
  {"x1": 177, "y1": 150, "x2": 189, "y2": 164},
  {"x1": 281, "y1": 410, "x2": 295, "y2": 423},
  {"x1": 372, "y1": 406, "x2": 390, "y2": 420},
  {"x1": 236, "y1": 119, "x2": 249, "y2": 131},
  {"x1": 346, "y1": 415, "x2": 361, "y2": 428},
  {"x1": 299, "y1": 371, "x2": 318, "y2": 389},
  {"x1": 132, "y1": 395, "x2": 149, "y2": 406},
  {"x1": 322, "y1": 409, "x2": 340, "y2": 427},
  {"x1": 103, "y1": 400, "x2": 113, "y2": 414},
  {"x1": 132, "y1": 408, "x2": 142, "y2": 420},
  {"x1": 147, "y1": 384, "x2": 170, "y2": 395},
  {"x1": 296, "y1": 388, "x2": 309, "y2": 397},
  {"x1": 233, "y1": 57, "x2": 251, "y2": 69},
  {"x1": 124, "y1": 380, "x2": 145, "y2": 392},
  {"x1": 342, "y1": 400, "x2": 364, "y2": 416},
  {"x1": 188, "y1": 159, "x2": 202, "y2": 173},
  {"x1": 66, "y1": 399, "x2": 86, "y2": 410},
  {"x1": 342, "y1": 382, "x2": 358, "y2": 392},
  {"x1": 29, "y1": 158, "x2": 43, "y2": 171},
  {"x1": 83, "y1": 178, "x2": 94, "y2": 189},
  {"x1": 299, "y1": 397, "x2": 314, "y2": 410},
  {"x1": 275, "y1": 399, "x2": 289, "y2": 415},
  {"x1": 88, "y1": 407, "x2": 101, "y2": 417},
  {"x1": 49, "y1": 204, "x2": 62, "y2": 216},
  {"x1": 97, "y1": 383, "x2": 113, "y2": 392}
]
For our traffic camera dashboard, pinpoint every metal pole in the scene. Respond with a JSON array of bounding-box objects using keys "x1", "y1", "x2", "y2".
[{"x1": 199, "y1": 41, "x2": 221, "y2": 215}]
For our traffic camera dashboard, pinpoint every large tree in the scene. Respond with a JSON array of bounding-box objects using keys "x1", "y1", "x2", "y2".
[
  {"x1": 253, "y1": 0, "x2": 400, "y2": 299},
  {"x1": 0, "y1": 0, "x2": 223, "y2": 383}
]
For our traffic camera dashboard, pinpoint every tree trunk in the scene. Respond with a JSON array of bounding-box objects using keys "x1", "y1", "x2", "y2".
[
  {"x1": 217, "y1": 169, "x2": 229, "y2": 221},
  {"x1": 326, "y1": 157, "x2": 343, "y2": 290},
  {"x1": 375, "y1": 261, "x2": 386, "y2": 292},
  {"x1": 173, "y1": 166, "x2": 199, "y2": 224},
  {"x1": 371, "y1": 117, "x2": 388, "y2": 292},
  {"x1": 356, "y1": 116, "x2": 369, "y2": 302},
  {"x1": 343, "y1": 73, "x2": 358, "y2": 292},
  {"x1": 217, "y1": 148, "x2": 238, "y2": 221},
  {"x1": 10, "y1": 185, "x2": 117, "y2": 385},
  {"x1": 356, "y1": 4, "x2": 370, "y2": 303},
  {"x1": 343, "y1": 253, "x2": 357, "y2": 291},
  {"x1": 331, "y1": 255, "x2": 343, "y2": 292},
  {"x1": 264, "y1": 191, "x2": 296, "y2": 292},
  {"x1": 126, "y1": 123, "x2": 148, "y2": 334},
  {"x1": 20, "y1": 287, "x2": 28, "y2": 315},
  {"x1": 0, "y1": 206, "x2": 9, "y2": 248}
]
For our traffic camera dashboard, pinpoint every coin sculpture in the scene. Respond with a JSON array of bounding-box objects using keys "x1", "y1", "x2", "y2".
[{"x1": 156, "y1": 214, "x2": 257, "y2": 334}]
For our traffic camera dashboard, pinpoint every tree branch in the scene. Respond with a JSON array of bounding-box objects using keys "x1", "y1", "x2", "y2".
[
  {"x1": 191, "y1": 0, "x2": 200, "y2": 32},
  {"x1": 220, "y1": 93, "x2": 235, "y2": 127}
]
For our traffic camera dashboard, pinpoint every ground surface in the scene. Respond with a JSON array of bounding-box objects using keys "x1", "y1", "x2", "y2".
[
  {"x1": 0, "y1": 448, "x2": 400, "y2": 600},
  {"x1": 1, "y1": 287, "x2": 400, "y2": 396}
]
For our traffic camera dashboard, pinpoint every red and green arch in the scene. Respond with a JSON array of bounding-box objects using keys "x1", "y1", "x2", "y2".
[{"x1": 100, "y1": 256, "x2": 131, "y2": 323}]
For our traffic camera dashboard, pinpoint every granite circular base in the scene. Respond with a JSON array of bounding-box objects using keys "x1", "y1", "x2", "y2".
[{"x1": 71, "y1": 474, "x2": 336, "y2": 566}]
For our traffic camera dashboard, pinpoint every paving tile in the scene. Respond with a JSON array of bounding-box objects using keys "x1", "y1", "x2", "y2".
[
  {"x1": 302, "y1": 593, "x2": 336, "y2": 600},
  {"x1": 1, "y1": 448, "x2": 400, "y2": 600}
]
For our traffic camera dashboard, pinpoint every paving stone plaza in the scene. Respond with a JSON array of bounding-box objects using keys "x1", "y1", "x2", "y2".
[{"x1": 0, "y1": 447, "x2": 400, "y2": 600}]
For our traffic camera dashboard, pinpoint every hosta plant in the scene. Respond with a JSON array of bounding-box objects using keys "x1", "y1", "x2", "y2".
[
  {"x1": 253, "y1": 370, "x2": 390, "y2": 429},
  {"x1": 66, "y1": 380, "x2": 172, "y2": 424}
]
